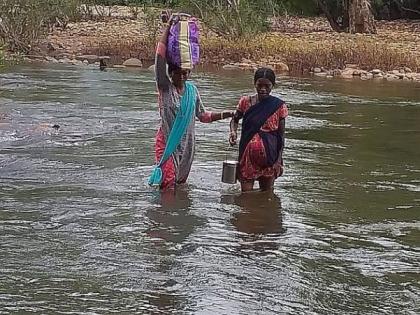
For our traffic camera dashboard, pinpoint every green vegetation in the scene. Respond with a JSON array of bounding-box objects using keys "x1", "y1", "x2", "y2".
[{"x1": 0, "y1": 0, "x2": 80, "y2": 53}]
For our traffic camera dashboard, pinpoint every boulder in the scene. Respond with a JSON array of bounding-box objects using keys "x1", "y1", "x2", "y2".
[
  {"x1": 385, "y1": 74, "x2": 399, "y2": 81},
  {"x1": 70, "y1": 59, "x2": 84, "y2": 66},
  {"x1": 122, "y1": 58, "x2": 142, "y2": 67},
  {"x1": 75, "y1": 54, "x2": 99, "y2": 63},
  {"x1": 371, "y1": 69, "x2": 382, "y2": 75},
  {"x1": 273, "y1": 62, "x2": 289, "y2": 73},
  {"x1": 58, "y1": 58, "x2": 71, "y2": 64},
  {"x1": 361, "y1": 72, "x2": 374, "y2": 80},
  {"x1": 45, "y1": 56, "x2": 58, "y2": 63},
  {"x1": 222, "y1": 64, "x2": 241, "y2": 70},
  {"x1": 341, "y1": 68, "x2": 356, "y2": 78},
  {"x1": 331, "y1": 69, "x2": 342, "y2": 76},
  {"x1": 353, "y1": 70, "x2": 364, "y2": 76}
]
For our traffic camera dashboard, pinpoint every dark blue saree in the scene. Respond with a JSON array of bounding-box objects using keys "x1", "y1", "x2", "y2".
[{"x1": 239, "y1": 95, "x2": 285, "y2": 167}]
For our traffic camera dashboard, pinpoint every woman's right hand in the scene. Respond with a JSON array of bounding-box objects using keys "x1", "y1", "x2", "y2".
[{"x1": 229, "y1": 131, "x2": 237, "y2": 146}]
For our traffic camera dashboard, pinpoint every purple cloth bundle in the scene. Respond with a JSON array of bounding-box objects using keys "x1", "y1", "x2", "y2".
[{"x1": 167, "y1": 18, "x2": 199, "y2": 69}]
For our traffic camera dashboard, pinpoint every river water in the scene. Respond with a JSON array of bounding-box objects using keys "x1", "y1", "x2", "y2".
[{"x1": 0, "y1": 64, "x2": 419, "y2": 314}]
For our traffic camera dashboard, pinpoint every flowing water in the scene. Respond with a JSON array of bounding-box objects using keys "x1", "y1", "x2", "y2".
[{"x1": 0, "y1": 64, "x2": 419, "y2": 314}]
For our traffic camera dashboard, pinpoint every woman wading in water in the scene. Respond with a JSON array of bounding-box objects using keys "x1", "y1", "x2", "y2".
[
  {"x1": 149, "y1": 14, "x2": 234, "y2": 190},
  {"x1": 229, "y1": 68, "x2": 288, "y2": 192}
]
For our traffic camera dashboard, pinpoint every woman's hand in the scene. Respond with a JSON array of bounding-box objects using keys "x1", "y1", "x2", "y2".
[
  {"x1": 229, "y1": 131, "x2": 237, "y2": 146},
  {"x1": 222, "y1": 110, "x2": 235, "y2": 120}
]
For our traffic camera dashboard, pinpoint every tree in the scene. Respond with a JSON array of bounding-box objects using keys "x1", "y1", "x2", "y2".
[
  {"x1": 314, "y1": 0, "x2": 377, "y2": 33},
  {"x1": 348, "y1": 0, "x2": 376, "y2": 33}
]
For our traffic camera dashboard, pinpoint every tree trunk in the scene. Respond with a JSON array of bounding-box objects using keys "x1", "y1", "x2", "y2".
[
  {"x1": 348, "y1": 0, "x2": 377, "y2": 34},
  {"x1": 315, "y1": 0, "x2": 344, "y2": 32}
]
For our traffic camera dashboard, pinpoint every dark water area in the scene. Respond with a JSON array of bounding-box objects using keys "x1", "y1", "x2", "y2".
[{"x1": 0, "y1": 64, "x2": 419, "y2": 314}]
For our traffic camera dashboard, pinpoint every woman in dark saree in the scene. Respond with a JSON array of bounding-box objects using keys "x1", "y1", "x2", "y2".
[{"x1": 229, "y1": 68, "x2": 288, "y2": 192}]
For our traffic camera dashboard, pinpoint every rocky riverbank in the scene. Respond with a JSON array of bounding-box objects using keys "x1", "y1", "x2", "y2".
[{"x1": 23, "y1": 7, "x2": 420, "y2": 83}]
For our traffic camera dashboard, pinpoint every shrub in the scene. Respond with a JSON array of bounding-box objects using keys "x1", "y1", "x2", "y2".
[{"x1": 0, "y1": 0, "x2": 82, "y2": 53}]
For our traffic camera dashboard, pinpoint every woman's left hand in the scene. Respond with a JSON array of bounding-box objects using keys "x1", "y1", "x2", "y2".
[{"x1": 229, "y1": 131, "x2": 237, "y2": 146}]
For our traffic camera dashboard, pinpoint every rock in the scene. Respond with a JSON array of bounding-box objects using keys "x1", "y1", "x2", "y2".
[
  {"x1": 122, "y1": 58, "x2": 142, "y2": 67},
  {"x1": 373, "y1": 73, "x2": 383, "y2": 79},
  {"x1": 331, "y1": 69, "x2": 342, "y2": 76},
  {"x1": 392, "y1": 69, "x2": 400, "y2": 75},
  {"x1": 99, "y1": 56, "x2": 111, "y2": 60},
  {"x1": 83, "y1": 59, "x2": 89, "y2": 65},
  {"x1": 404, "y1": 67, "x2": 412, "y2": 73},
  {"x1": 313, "y1": 67, "x2": 322, "y2": 73},
  {"x1": 273, "y1": 62, "x2": 289, "y2": 73},
  {"x1": 241, "y1": 58, "x2": 252, "y2": 64},
  {"x1": 361, "y1": 73, "x2": 374, "y2": 80},
  {"x1": 58, "y1": 58, "x2": 71, "y2": 64},
  {"x1": 385, "y1": 74, "x2": 399, "y2": 81},
  {"x1": 314, "y1": 72, "x2": 327, "y2": 77},
  {"x1": 353, "y1": 70, "x2": 363, "y2": 76},
  {"x1": 113, "y1": 65, "x2": 126, "y2": 68},
  {"x1": 148, "y1": 64, "x2": 155, "y2": 72},
  {"x1": 237, "y1": 62, "x2": 253, "y2": 69},
  {"x1": 71, "y1": 59, "x2": 83, "y2": 66},
  {"x1": 341, "y1": 68, "x2": 356, "y2": 78},
  {"x1": 75, "y1": 54, "x2": 99, "y2": 63},
  {"x1": 371, "y1": 69, "x2": 382, "y2": 75},
  {"x1": 222, "y1": 64, "x2": 240, "y2": 70},
  {"x1": 45, "y1": 56, "x2": 58, "y2": 63},
  {"x1": 405, "y1": 73, "x2": 414, "y2": 80}
]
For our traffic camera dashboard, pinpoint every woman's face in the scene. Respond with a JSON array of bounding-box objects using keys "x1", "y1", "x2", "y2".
[
  {"x1": 170, "y1": 69, "x2": 190, "y2": 86},
  {"x1": 255, "y1": 78, "x2": 273, "y2": 100}
]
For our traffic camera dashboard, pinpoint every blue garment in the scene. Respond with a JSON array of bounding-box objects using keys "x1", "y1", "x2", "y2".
[
  {"x1": 149, "y1": 81, "x2": 197, "y2": 186},
  {"x1": 239, "y1": 95, "x2": 284, "y2": 167}
]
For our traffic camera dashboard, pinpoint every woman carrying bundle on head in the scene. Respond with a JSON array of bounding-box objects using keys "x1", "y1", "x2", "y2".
[
  {"x1": 149, "y1": 13, "x2": 234, "y2": 190},
  {"x1": 229, "y1": 67, "x2": 288, "y2": 192}
]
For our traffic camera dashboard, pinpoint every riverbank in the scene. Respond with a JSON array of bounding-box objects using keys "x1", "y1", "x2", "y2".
[{"x1": 24, "y1": 10, "x2": 420, "y2": 83}]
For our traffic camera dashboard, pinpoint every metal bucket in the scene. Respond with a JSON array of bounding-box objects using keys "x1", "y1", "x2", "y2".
[{"x1": 222, "y1": 160, "x2": 238, "y2": 184}]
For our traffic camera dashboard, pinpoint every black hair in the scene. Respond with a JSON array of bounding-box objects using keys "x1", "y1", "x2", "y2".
[
  {"x1": 254, "y1": 67, "x2": 276, "y2": 86},
  {"x1": 168, "y1": 63, "x2": 181, "y2": 74}
]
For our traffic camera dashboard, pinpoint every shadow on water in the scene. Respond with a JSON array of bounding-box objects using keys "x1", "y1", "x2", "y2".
[
  {"x1": 143, "y1": 188, "x2": 206, "y2": 313},
  {"x1": 222, "y1": 191, "x2": 285, "y2": 255}
]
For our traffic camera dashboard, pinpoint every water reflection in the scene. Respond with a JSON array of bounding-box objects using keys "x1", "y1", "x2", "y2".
[
  {"x1": 144, "y1": 188, "x2": 203, "y2": 313},
  {"x1": 223, "y1": 192, "x2": 284, "y2": 255}
]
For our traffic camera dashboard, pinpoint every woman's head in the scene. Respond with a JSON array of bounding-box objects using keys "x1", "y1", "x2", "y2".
[
  {"x1": 254, "y1": 67, "x2": 276, "y2": 100},
  {"x1": 168, "y1": 63, "x2": 191, "y2": 87}
]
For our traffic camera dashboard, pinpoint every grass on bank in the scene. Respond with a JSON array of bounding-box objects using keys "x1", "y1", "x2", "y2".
[{"x1": 84, "y1": 32, "x2": 420, "y2": 73}]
